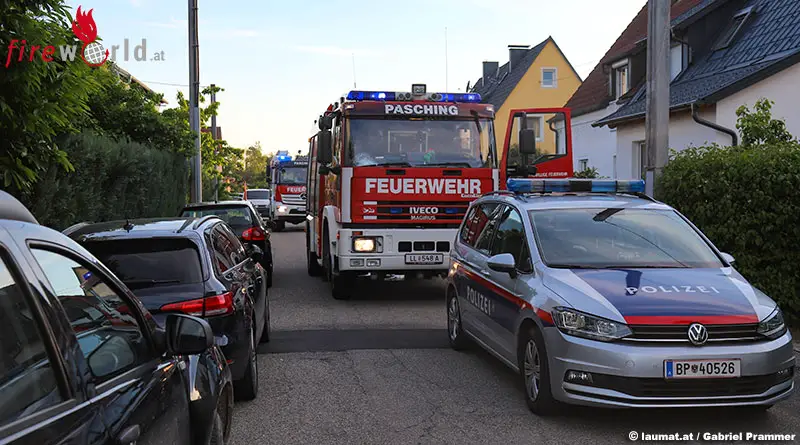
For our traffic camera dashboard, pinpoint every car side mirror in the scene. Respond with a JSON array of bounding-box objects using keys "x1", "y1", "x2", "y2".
[
  {"x1": 519, "y1": 128, "x2": 537, "y2": 155},
  {"x1": 721, "y1": 252, "x2": 735, "y2": 266},
  {"x1": 487, "y1": 253, "x2": 518, "y2": 278},
  {"x1": 165, "y1": 314, "x2": 214, "y2": 355},
  {"x1": 248, "y1": 244, "x2": 264, "y2": 263},
  {"x1": 317, "y1": 130, "x2": 333, "y2": 164}
]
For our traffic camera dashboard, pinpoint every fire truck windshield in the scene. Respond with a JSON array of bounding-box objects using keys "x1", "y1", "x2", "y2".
[
  {"x1": 346, "y1": 118, "x2": 495, "y2": 168},
  {"x1": 276, "y1": 166, "x2": 307, "y2": 184}
]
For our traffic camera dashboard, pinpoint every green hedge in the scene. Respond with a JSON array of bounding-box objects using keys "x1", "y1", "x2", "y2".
[
  {"x1": 656, "y1": 142, "x2": 800, "y2": 322},
  {"x1": 16, "y1": 132, "x2": 189, "y2": 230}
]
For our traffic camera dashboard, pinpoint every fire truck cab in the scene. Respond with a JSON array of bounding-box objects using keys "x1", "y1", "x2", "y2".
[{"x1": 267, "y1": 151, "x2": 308, "y2": 232}]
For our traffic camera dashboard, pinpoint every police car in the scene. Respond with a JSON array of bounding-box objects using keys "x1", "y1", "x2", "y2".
[{"x1": 446, "y1": 178, "x2": 794, "y2": 414}]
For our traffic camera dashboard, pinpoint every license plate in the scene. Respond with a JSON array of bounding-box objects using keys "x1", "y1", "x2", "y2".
[
  {"x1": 664, "y1": 359, "x2": 741, "y2": 379},
  {"x1": 405, "y1": 253, "x2": 444, "y2": 265}
]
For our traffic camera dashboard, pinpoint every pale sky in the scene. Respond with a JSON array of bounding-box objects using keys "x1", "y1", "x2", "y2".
[{"x1": 67, "y1": 0, "x2": 646, "y2": 154}]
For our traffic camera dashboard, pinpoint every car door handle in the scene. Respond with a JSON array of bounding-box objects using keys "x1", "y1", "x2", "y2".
[
  {"x1": 479, "y1": 269, "x2": 492, "y2": 276},
  {"x1": 117, "y1": 425, "x2": 140, "y2": 445}
]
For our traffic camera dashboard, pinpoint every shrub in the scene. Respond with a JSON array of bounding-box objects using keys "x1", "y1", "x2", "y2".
[
  {"x1": 16, "y1": 132, "x2": 189, "y2": 230},
  {"x1": 656, "y1": 141, "x2": 800, "y2": 323}
]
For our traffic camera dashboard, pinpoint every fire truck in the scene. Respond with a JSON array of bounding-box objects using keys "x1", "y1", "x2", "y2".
[
  {"x1": 305, "y1": 83, "x2": 573, "y2": 299},
  {"x1": 267, "y1": 150, "x2": 308, "y2": 231}
]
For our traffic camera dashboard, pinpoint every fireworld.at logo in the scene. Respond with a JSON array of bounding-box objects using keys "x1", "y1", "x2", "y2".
[{"x1": 4, "y1": 6, "x2": 164, "y2": 68}]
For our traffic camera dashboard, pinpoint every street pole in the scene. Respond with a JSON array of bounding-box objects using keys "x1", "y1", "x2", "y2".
[
  {"x1": 211, "y1": 83, "x2": 218, "y2": 202},
  {"x1": 188, "y1": 0, "x2": 202, "y2": 203},
  {"x1": 644, "y1": 0, "x2": 670, "y2": 198}
]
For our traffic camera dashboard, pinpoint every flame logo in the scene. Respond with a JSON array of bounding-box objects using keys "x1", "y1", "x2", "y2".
[{"x1": 72, "y1": 6, "x2": 98, "y2": 44}]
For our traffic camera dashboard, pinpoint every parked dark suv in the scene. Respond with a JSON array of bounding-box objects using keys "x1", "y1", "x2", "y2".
[
  {"x1": 180, "y1": 201, "x2": 274, "y2": 287},
  {"x1": 65, "y1": 216, "x2": 270, "y2": 401},
  {"x1": 0, "y1": 191, "x2": 233, "y2": 445}
]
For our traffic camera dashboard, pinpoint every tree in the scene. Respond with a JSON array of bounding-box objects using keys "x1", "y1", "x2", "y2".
[
  {"x1": 1, "y1": 1, "x2": 101, "y2": 190},
  {"x1": 237, "y1": 143, "x2": 269, "y2": 189},
  {"x1": 735, "y1": 98, "x2": 796, "y2": 146}
]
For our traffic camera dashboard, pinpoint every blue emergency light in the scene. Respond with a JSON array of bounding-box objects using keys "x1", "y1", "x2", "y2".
[
  {"x1": 276, "y1": 154, "x2": 292, "y2": 162},
  {"x1": 345, "y1": 90, "x2": 481, "y2": 103},
  {"x1": 506, "y1": 178, "x2": 646, "y2": 194}
]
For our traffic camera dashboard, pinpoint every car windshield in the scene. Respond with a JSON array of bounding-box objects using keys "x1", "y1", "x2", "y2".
[
  {"x1": 82, "y1": 238, "x2": 204, "y2": 288},
  {"x1": 529, "y1": 208, "x2": 724, "y2": 269},
  {"x1": 346, "y1": 118, "x2": 495, "y2": 168},
  {"x1": 276, "y1": 167, "x2": 306, "y2": 185},
  {"x1": 246, "y1": 190, "x2": 270, "y2": 199},
  {"x1": 181, "y1": 206, "x2": 254, "y2": 231}
]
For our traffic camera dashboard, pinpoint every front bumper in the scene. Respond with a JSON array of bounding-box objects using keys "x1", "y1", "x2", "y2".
[
  {"x1": 337, "y1": 227, "x2": 455, "y2": 272},
  {"x1": 544, "y1": 328, "x2": 795, "y2": 408}
]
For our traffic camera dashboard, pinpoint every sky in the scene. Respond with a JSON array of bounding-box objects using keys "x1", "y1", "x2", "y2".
[{"x1": 65, "y1": 0, "x2": 646, "y2": 155}]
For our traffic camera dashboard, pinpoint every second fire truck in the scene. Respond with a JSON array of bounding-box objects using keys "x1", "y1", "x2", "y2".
[
  {"x1": 267, "y1": 151, "x2": 308, "y2": 231},
  {"x1": 305, "y1": 84, "x2": 573, "y2": 299}
]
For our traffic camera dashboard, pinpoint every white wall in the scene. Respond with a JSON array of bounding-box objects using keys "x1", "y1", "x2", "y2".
[
  {"x1": 717, "y1": 62, "x2": 800, "y2": 140},
  {"x1": 614, "y1": 106, "x2": 723, "y2": 179},
  {"x1": 571, "y1": 106, "x2": 620, "y2": 178}
]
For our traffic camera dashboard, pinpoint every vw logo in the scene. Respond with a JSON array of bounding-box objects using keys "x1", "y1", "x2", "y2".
[{"x1": 687, "y1": 323, "x2": 708, "y2": 346}]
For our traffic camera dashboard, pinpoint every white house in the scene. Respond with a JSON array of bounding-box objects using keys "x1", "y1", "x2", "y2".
[{"x1": 565, "y1": 0, "x2": 800, "y2": 179}]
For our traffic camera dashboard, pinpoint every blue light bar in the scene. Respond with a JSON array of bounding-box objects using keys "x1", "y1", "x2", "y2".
[
  {"x1": 345, "y1": 91, "x2": 481, "y2": 103},
  {"x1": 506, "y1": 178, "x2": 646, "y2": 194}
]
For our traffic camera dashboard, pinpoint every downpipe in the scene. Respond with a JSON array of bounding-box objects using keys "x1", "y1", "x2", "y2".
[{"x1": 691, "y1": 103, "x2": 738, "y2": 146}]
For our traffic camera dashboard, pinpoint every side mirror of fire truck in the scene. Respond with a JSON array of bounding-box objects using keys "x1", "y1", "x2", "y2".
[
  {"x1": 317, "y1": 130, "x2": 333, "y2": 165},
  {"x1": 519, "y1": 128, "x2": 537, "y2": 155}
]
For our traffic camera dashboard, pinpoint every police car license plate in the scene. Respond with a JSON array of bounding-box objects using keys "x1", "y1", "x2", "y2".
[
  {"x1": 664, "y1": 359, "x2": 741, "y2": 379},
  {"x1": 405, "y1": 253, "x2": 444, "y2": 265}
]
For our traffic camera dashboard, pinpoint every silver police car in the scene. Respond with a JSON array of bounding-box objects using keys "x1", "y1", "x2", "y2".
[{"x1": 446, "y1": 178, "x2": 794, "y2": 415}]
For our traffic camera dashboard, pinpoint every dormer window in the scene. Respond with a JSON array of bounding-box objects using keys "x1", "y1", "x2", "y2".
[
  {"x1": 611, "y1": 59, "x2": 629, "y2": 99},
  {"x1": 670, "y1": 42, "x2": 689, "y2": 81},
  {"x1": 713, "y1": 7, "x2": 754, "y2": 51}
]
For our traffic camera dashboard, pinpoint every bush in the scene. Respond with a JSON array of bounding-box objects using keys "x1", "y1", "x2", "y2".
[
  {"x1": 656, "y1": 141, "x2": 800, "y2": 323},
  {"x1": 15, "y1": 132, "x2": 189, "y2": 230},
  {"x1": 574, "y1": 167, "x2": 600, "y2": 178}
]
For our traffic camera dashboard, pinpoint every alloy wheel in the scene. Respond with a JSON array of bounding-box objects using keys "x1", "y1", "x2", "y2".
[{"x1": 523, "y1": 339, "x2": 541, "y2": 402}]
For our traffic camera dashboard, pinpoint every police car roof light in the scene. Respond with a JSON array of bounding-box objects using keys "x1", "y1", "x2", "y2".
[
  {"x1": 345, "y1": 90, "x2": 481, "y2": 103},
  {"x1": 276, "y1": 155, "x2": 292, "y2": 162},
  {"x1": 506, "y1": 178, "x2": 646, "y2": 194}
]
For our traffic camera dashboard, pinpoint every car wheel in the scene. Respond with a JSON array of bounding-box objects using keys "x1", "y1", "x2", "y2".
[
  {"x1": 260, "y1": 299, "x2": 271, "y2": 343},
  {"x1": 267, "y1": 263, "x2": 273, "y2": 288},
  {"x1": 447, "y1": 291, "x2": 469, "y2": 350},
  {"x1": 519, "y1": 326, "x2": 559, "y2": 416},
  {"x1": 323, "y1": 229, "x2": 352, "y2": 299},
  {"x1": 206, "y1": 409, "x2": 225, "y2": 445},
  {"x1": 233, "y1": 324, "x2": 258, "y2": 401}
]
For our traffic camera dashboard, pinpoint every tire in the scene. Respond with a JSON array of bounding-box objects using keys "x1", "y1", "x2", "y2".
[
  {"x1": 267, "y1": 263, "x2": 273, "y2": 288},
  {"x1": 260, "y1": 299, "x2": 271, "y2": 343},
  {"x1": 447, "y1": 291, "x2": 469, "y2": 350},
  {"x1": 233, "y1": 324, "x2": 258, "y2": 401},
  {"x1": 206, "y1": 409, "x2": 225, "y2": 445},
  {"x1": 519, "y1": 326, "x2": 560, "y2": 416},
  {"x1": 306, "y1": 224, "x2": 323, "y2": 277},
  {"x1": 323, "y1": 229, "x2": 352, "y2": 300},
  {"x1": 273, "y1": 220, "x2": 285, "y2": 232}
]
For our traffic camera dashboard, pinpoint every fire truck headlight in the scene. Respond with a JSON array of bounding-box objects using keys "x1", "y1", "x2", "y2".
[
  {"x1": 353, "y1": 236, "x2": 383, "y2": 253},
  {"x1": 277, "y1": 205, "x2": 288, "y2": 213}
]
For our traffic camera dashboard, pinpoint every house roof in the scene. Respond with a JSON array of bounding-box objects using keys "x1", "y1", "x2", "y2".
[
  {"x1": 563, "y1": 0, "x2": 705, "y2": 117},
  {"x1": 595, "y1": 0, "x2": 800, "y2": 127},
  {"x1": 469, "y1": 37, "x2": 580, "y2": 110},
  {"x1": 109, "y1": 63, "x2": 168, "y2": 105}
]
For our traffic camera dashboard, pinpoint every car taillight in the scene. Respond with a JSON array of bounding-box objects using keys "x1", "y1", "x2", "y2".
[
  {"x1": 242, "y1": 227, "x2": 266, "y2": 241},
  {"x1": 160, "y1": 292, "x2": 234, "y2": 317}
]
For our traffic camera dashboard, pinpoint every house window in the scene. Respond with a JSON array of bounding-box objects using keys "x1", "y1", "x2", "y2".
[
  {"x1": 612, "y1": 60, "x2": 629, "y2": 99},
  {"x1": 670, "y1": 43, "x2": 685, "y2": 80},
  {"x1": 524, "y1": 116, "x2": 544, "y2": 141},
  {"x1": 541, "y1": 68, "x2": 557, "y2": 88},
  {"x1": 578, "y1": 159, "x2": 588, "y2": 171},
  {"x1": 713, "y1": 7, "x2": 754, "y2": 51},
  {"x1": 633, "y1": 141, "x2": 646, "y2": 179}
]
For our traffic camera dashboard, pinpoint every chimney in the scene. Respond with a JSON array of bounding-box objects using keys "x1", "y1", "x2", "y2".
[
  {"x1": 508, "y1": 45, "x2": 530, "y2": 71},
  {"x1": 482, "y1": 61, "x2": 499, "y2": 85}
]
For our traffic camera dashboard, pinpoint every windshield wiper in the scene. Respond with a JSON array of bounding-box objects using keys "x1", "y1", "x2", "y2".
[
  {"x1": 423, "y1": 162, "x2": 473, "y2": 168},
  {"x1": 123, "y1": 279, "x2": 181, "y2": 287},
  {"x1": 375, "y1": 161, "x2": 413, "y2": 167}
]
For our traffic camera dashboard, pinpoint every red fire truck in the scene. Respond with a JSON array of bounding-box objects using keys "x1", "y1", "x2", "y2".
[
  {"x1": 267, "y1": 151, "x2": 308, "y2": 231},
  {"x1": 305, "y1": 84, "x2": 572, "y2": 299}
]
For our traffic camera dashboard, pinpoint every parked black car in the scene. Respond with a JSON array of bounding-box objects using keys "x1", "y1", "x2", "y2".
[
  {"x1": 0, "y1": 191, "x2": 233, "y2": 445},
  {"x1": 65, "y1": 216, "x2": 270, "y2": 401},
  {"x1": 180, "y1": 201, "x2": 273, "y2": 288}
]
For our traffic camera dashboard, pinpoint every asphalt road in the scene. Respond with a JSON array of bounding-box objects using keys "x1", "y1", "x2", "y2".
[{"x1": 230, "y1": 225, "x2": 800, "y2": 445}]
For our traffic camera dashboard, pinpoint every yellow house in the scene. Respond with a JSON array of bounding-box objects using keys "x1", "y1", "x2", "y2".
[{"x1": 469, "y1": 37, "x2": 581, "y2": 163}]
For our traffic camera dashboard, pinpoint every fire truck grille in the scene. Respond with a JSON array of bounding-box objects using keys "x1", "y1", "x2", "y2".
[
  {"x1": 371, "y1": 201, "x2": 468, "y2": 220},
  {"x1": 282, "y1": 194, "x2": 305, "y2": 206}
]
